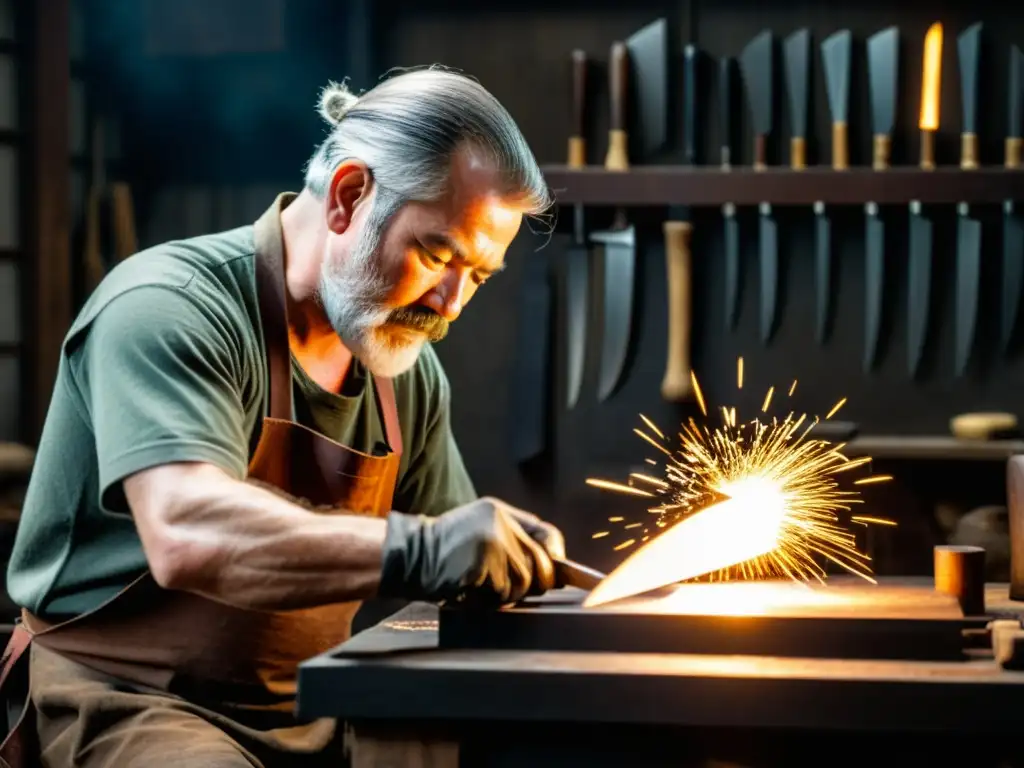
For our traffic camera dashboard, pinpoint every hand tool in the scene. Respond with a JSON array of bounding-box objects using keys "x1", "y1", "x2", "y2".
[
  {"x1": 818, "y1": 30, "x2": 852, "y2": 346},
  {"x1": 661, "y1": 43, "x2": 698, "y2": 402},
  {"x1": 564, "y1": 49, "x2": 589, "y2": 410},
  {"x1": 907, "y1": 23, "x2": 942, "y2": 378},
  {"x1": 739, "y1": 31, "x2": 778, "y2": 344},
  {"x1": 865, "y1": 27, "x2": 898, "y2": 370},
  {"x1": 783, "y1": 29, "x2": 811, "y2": 173},
  {"x1": 1002, "y1": 45, "x2": 1024, "y2": 353},
  {"x1": 953, "y1": 22, "x2": 983, "y2": 377},
  {"x1": 720, "y1": 57, "x2": 741, "y2": 330},
  {"x1": 84, "y1": 116, "x2": 139, "y2": 296},
  {"x1": 590, "y1": 20, "x2": 667, "y2": 402},
  {"x1": 553, "y1": 558, "x2": 606, "y2": 591}
]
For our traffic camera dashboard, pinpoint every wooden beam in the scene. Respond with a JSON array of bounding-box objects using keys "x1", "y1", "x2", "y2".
[{"x1": 26, "y1": 0, "x2": 71, "y2": 443}]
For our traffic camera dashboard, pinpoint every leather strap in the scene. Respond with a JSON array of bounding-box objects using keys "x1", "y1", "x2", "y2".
[
  {"x1": 374, "y1": 376, "x2": 402, "y2": 457},
  {"x1": 253, "y1": 197, "x2": 294, "y2": 424}
]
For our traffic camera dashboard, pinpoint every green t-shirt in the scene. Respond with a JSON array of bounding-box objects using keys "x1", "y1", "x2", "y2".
[{"x1": 7, "y1": 216, "x2": 477, "y2": 620}]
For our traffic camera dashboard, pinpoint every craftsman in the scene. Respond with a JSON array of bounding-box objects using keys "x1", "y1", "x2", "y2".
[{"x1": 0, "y1": 67, "x2": 564, "y2": 767}]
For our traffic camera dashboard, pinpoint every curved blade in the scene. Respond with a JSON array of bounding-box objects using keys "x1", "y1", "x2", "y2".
[
  {"x1": 954, "y1": 215, "x2": 982, "y2": 376},
  {"x1": 864, "y1": 213, "x2": 886, "y2": 372},
  {"x1": 907, "y1": 212, "x2": 933, "y2": 376},
  {"x1": 822, "y1": 30, "x2": 853, "y2": 122},
  {"x1": 814, "y1": 207, "x2": 832, "y2": 344},
  {"x1": 740, "y1": 30, "x2": 774, "y2": 136},
  {"x1": 594, "y1": 228, "x2": 635, "y2": 401},
  {"x1": 783, "y1": 29, "x2": 811, "y2": 138},
  {"x1": 626, "y1": 18, "x2": 669, "y2": 158},
  {"x1": 759, "y1": 211, "x2": 778, "y2": 343},
  {"x1": 1002, "y1": 204, "x2": 1024, "y2": 352},
  {"x1": 867, "y1": 27, "x2": 899, "y2": 136},
  {"x1": 957, "y1": 22, "x2": 983, "y2": 134},
  {"x1": 724, "y1": 210, "x2": 741, "y2": 328},
  {"x1": 564, "y1": 243, "x2": 588, "y2": 409}
]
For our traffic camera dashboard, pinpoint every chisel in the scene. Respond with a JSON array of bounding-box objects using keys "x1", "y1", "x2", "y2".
[
  {"x1": 953, "y1": 22, "x2": 983, "y2": 378},
  {"x1": 907, "y1": 23, "x2": 942, "y2": 378},
  {"x1": 820, "y1": 30, "x2": 852, "y2": 346},
  {"x1": 1002, "y1": 45, "x2": 1024, "y2": 353},
  {"x1": 739, "y1": 31, "x2": 778, "y2": 344}
]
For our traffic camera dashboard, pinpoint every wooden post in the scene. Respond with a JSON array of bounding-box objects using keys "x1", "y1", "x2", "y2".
[
  {"x1": 934, "y1": 544, "x2": 986, "y2": 616},
  {"x1": 26, "y1": 0, "x2": 72, "y2": 442}
]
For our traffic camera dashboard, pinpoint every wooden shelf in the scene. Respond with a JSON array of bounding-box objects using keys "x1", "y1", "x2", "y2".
[
  {"x1": 844, "y1": 435, "x2": 1024, "y2": 462},
  {"x1": 541, "y1": 167, "x2": 1024, "y2": 207}
]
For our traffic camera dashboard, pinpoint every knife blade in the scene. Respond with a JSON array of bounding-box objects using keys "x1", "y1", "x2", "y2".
[
  {"x1": 907, "y1": 23, "x2": 942, "y2": 377},
  {"x1": 1002, "y1": 45, "x2": 1024, "y2": 353},
  {"x1": 954, "y1": 22, "x2": 983, "y2": 377},
  {"x1": 740, "y1": 30, "x2": 778, "y2": 344},
  {"x1": 720, "y1": 56, "x2": 741, "y2": 330},
  {"x1": 590, "y1": 41, "x2": 635, "y2": 403},
  {"x1": 819, "y1": 30, "x2": 852, "y2": 345},
  {"x1": 784, "y1": 29, "x2": 810, "y2": 171},
  {"x1": 565, "y1": 49, "x2": 589, "y2": 410},
  {"x1": 662, "y1": 43, "x2": 698, "y2": 401}
]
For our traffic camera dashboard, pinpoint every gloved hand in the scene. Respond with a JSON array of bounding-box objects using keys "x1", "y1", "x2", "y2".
[{"x1": 378, "y1": 497, "x2": 566, "y2": 607}]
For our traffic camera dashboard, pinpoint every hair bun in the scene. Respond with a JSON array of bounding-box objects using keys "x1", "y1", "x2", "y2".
[{"x1": 317, "y1": 80, "x2": 359, "y2": 126}]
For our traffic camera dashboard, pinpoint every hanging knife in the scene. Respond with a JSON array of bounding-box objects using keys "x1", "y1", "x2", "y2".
[
  {"x1": 953, "y1": 22, "x2": 983, "y2": 377},
  {"x1": 1002, "y1": 45, "x2": 1024, "y2": 353},
  {"x1": 865, "y1": 27, "x2": 899, "y2": 368},
  {"x1": 721, "y1": 57, "x2": 741, "y2": 330},
  {"x1": 907, "y1": 23, "x2": 942, "y2": 378},
  {"x1": 740, "y1": 30, "x2": 778, "y2": 344},
  {"x1": 564, "y1": 49, "x2": 589, "y2": 410},
  {"x1": 590, "y1": 41, "x2": 635, "y2": 403},
  {"x1": 818, "y1": 30, "x2": 851, "y2": 346},
  {"x1": 784, "y1": 29, "x2": 810, "y2": 172},
  {"x1": 661, "y1": 43, "x2": 698, "y2": 402}
]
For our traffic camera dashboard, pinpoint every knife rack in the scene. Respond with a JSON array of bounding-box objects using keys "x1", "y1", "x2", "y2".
[{"x1": 542, "y1": 166, "x2": 1024, "y2": 207}]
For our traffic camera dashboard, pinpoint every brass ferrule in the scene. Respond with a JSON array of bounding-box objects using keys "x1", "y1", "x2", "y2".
[
  {"x1": 832, "y1": 122, "x2": 849, "y2": 170},
  {"x1": 567, "y1": 136, "x2": 585, "y2": 169},
  {"x1": 1007, "y1": 137, "x2": 1022, "y2": 169},
  {"x1": 920, "y1": 130, "x2": 936, "y2": 170},
  {"x1": 872, "y1": 134, "x2": 891, "y2": 170},
  {"x1": 604, "y1": 129, "x2": 629, "y2": 171},
  {"x1": 790, "y1": 137, "x2": 806, "y2": 170},
  {"x1": 961, "y1": 132, "x2": 979, "y2": 170}
]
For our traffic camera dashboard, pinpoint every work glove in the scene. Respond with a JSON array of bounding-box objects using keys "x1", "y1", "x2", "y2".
[{"x1": 378, "y1": 497, "x2": 566, "y2": 608}]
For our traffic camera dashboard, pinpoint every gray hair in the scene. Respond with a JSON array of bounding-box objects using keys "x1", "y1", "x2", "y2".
[{"x1": 303, "y1": 66, "x2": 552, "y2": 226}]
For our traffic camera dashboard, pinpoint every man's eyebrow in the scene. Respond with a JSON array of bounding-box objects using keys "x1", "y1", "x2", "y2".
[{"x1": 423, "y1": 233, "x2": 506, "y2": 276}]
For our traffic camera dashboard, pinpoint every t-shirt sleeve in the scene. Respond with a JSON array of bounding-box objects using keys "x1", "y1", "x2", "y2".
[
  {"x1": 69, "y1": 285, "x2": 251, "y2": 512},
  {"x1": 394, "y1": 364, "x2": 477, "y2": 517}
]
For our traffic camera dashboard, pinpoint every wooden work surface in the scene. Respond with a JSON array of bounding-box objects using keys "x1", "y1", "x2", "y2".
[{"x1": 297, "y1": 579, "x2": 1024, "y2": 735}]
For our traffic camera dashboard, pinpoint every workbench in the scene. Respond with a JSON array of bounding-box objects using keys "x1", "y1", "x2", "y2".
[{"x1": 297, "y1": 581, "x2": 1024, "y2": 767}]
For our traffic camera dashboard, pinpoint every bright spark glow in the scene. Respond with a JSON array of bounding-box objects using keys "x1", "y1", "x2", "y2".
[{"x1": 583, "y1": 360, "x2": 894, "y2": 607}]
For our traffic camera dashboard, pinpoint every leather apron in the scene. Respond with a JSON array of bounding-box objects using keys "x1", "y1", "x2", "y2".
[{"x1": 0, "y1": 195, "x2": 403, "y2": 767}]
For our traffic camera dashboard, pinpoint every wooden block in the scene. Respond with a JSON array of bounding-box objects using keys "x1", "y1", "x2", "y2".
[{"x1": 344, "y1": 724, "x2": 458, "y2": 768}]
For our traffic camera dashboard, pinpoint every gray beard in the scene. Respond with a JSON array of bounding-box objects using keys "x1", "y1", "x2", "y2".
[{"x1": 317, "y1": 229, "x2": 427, "y2": 378}]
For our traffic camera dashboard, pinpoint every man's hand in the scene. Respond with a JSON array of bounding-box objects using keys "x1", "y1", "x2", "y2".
[{"x1": 378, "y1": 497, "x2": 566, "y2": 608}]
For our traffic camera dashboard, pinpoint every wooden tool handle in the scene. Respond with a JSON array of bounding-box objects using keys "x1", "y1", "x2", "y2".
[
  {"x1": 961, "y1": 132, "x2": 979, "y2": 170},
  {"x1": 873, "y1": 134, "x2": 891, "y2": 170},
  {"x1": 920, "y1": 130, "x2": 935, "y2": 170},
  {"x1": 1007, "y1": 137, "x2": 1022, "y2": 169},
  {"x1": 568, "y1": 50, "x2": 587, "y2": 168},
  {"x1": 605, "y1": 42, "x2": 629, "y2": 171},
  {"x1": 832, "y1": 121, "x2": 848, "y2": 170},
  {"x1": 753, "y1": 134, "x2": 767, "y2": 171},
  {"x1": 661, "y1": 221, "x2": 693, "y2": 401},
  {"x1": 789, "y1": 137, "x2": 805, "y2": 170}
]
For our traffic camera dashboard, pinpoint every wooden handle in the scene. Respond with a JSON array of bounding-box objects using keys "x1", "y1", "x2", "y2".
[
  {"x1": 934, "y1": 545, "x2": 986, "y2": 616},
  {"x1": 832, "y1": 121, "x2": 848, "y2": 170},
  {"x1": 661, "y1": 221, "x2": 693, "y2": 401},
  {"x1": 1006, "y1": 137, "x2": 1022, "y2": 169},
  {"x1": 753, "y1": 134, "x2": 766, "y2": 171},
  {"x1": 789, "y1": 137, "x2": 805, "y2": 170},
  {"x1": 605, "y1": 42, "x2": 630, "y2": 170},
  {"x1": 961, "y1": 132, "x2": 979, "y2": 170},
  {"x1": 873, "y1": 134, "x2": 891, "y2": 170},
  {"x1": 920, "y1": 130, "x2": 935, "y2": 170},
  {"x1": 569, "y1": 49, "x2": 587, "y2": 168}
]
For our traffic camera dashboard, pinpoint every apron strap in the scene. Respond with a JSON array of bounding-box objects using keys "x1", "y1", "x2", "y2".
[
  {"x1": 373, "y1": 377, "x2": 403, "y2": 458},
  {"x1": 253, "y1": 197, "x2": 295, "y2": 425}
]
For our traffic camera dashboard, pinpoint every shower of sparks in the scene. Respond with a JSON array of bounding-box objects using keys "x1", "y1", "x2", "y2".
[{"x1": 585, "y1": 358, "x2": 895, "y2": 586}]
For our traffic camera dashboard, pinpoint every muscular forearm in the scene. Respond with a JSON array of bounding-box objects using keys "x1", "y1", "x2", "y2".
[{"x1": 131, "y1": 464, "x2": 388, "y2": 611}]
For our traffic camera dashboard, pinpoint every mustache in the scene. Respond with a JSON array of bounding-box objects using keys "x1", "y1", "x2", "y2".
[{"x1": 386, "y1": 306, "x2": 449, "y2": 342}]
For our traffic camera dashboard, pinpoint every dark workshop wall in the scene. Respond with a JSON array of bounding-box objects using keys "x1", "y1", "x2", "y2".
[{"x1": 80, "y1": 0, "x2": 1024, "y2": 575}]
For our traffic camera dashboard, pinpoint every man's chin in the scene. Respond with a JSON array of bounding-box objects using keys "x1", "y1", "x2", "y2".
[{"x1": 355, "y1": 334, "x2": 425, "y2": 378}]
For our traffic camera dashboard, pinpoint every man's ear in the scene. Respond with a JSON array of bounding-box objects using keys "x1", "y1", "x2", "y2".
[{"x1": 325, "y1": 160, "x2": 373, "y2": 235}]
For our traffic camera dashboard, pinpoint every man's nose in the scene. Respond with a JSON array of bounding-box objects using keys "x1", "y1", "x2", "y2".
[{"x1": 428, "y1": 269, "x2": 470, "y2": 322}]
